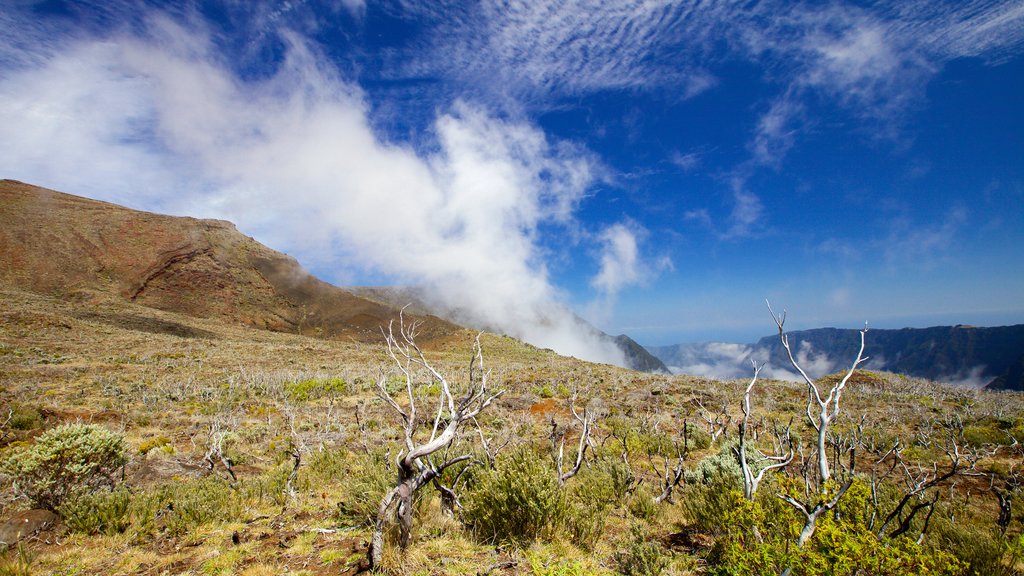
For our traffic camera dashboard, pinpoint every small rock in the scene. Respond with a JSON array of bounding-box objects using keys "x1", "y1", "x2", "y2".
[{"x1": 0, "y1": 509, "x2": 58, "y2": 548}]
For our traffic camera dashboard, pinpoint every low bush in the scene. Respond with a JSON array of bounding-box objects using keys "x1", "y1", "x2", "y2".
[
  {"x1": 60, "y1": 488, "x2": 133, "y2": 536},
  {"x1": 333, "y1": 450, "x2": 392, "y2": 526},
  {"x1": 5, "y1": 405, "x2": 43, "y2": 431},
  {"x1": 160, "y1": 476, "x2": 241, "y2": 536},
  {"x1": 614, "y1": 523, "x2": 669, "y2": 576},
  {"x1": 138, "y1": 436, "x2": 171, "y2": 455},
  {"x1": 708, "y1": 480, "x2": 964, "y2": 576},
  {"x1": 464, "y1": 447, "x2": 567, "y2": 546},
  {"x1": 285, "y1": 377, "x2": 348, "y2": 401},
  {"x1": 3, "y1": 423, "x2": 128, "y2": 510},
  {"x1": 679, "y1": 443, "x2": 743, "y2": 534}
]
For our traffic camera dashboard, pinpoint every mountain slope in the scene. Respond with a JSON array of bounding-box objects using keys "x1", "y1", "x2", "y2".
[
  {"x1": 0, "y1": 180, "x2": 457, "y2": 344},
  {"x1": 613, "y1": 334, "x2": 669, "y2": 373}
]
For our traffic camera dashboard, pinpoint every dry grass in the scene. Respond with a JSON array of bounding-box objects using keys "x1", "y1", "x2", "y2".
[{"x1": 2, "y1": 286, "x2": 1023, "y2": 575}]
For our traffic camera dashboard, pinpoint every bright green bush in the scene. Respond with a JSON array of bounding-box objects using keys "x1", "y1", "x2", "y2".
[
  {"x1": 285, "y1": 377, "x2": 348, "y2": 401},
  {"x1": 707, "y1": 480, "x2": 964, "y2": 576},
  {"x1": 3, "y1": 423, "x2": 128, "y2": 510},
  {"x1": 138, "y1": 436, "x2": 171, "y2": 455},
  {"x1": 962, "y1": 424, "x2": 1006, "y2": 448},
  {"x1": 464, "y1": 447, "x2": 567, "y2": 546}
]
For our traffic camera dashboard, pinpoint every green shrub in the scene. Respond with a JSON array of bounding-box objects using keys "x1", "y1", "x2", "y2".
[
  {"x1": 627, "y1": 487, "x2": 659, "y2": 521},
  {"x1": 614, "y1": 523, "x2": 669, "y2": 576},
  {"x1": 962, "y1": 425, "x2": 1006, "y2": 448},
  {"x1": 333, "y1": 451, "x2": 392, "y2": 526},
  {"x1": 686, "y1": 422, "x2": 713, "y2": 450},
  {"x1": 5, "y1": 405, "x2": 43, "y2": 431},
  {"x1": 138, "y1": 436, "x2": 171, "y2": 455},
  {"x1": 161, "y1": 476, "x2": 241, "y2": 536},
  {"x1": 60, "y1": 488, "x2": 133, "y2": 536},
  {"x1": 3, "y1": 423, "x2": 128, "y2": 510},
  {"x1": 285, "y1": 377, "x2": 348, "y2": 401},
  {"x1": 132, "y1": 476, "x2": 241, "y2": 538},
  {"x1": 708, "y1": 481, "x2": 964, "y2": 576},
  {"x1": 934, "y1": 516, "x2": 1012, "y2": 576},
  {"x1": 563, "y1": 456, "x2": 631, "y2": 548},
  {"x1": 464, "y1": 447, "x2": 567, "y2": 546},
  {"x1": 680, "y1": 443, "x2": 743, "y2": 534}
]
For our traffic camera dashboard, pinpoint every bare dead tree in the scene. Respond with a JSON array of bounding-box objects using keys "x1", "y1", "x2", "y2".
[
  {"x1": 990, "y1": 465, "x2": 1019, "y2": 535},
  {"x1": 875, "y1": 430, "x2": 966, "y2": 540},
  {"x1": 472, "y1": 415, "x2": 514, "y2": 469},
  {"x1": 779, "y1": 478, "x2": 855, "y2": 548},
  {"x1": 649, "y1": 420, "x2": 689, "y2": 504},
  {"x1": 694, "y1": 397, "x2": 731, "y2": 443},
  {"x1": 736, "y1": 360, "x2": 793, "y2": 501},
  {"x1": 767, "y1": 300, "x2": 868, "y2": 484},
  {"x1": 866, "y1": 439, "x2": 903, "y2": 529},
  {"x1": 428, "y1": 442, "x2": 479, "y2": 517},
  {"x1": 203, "y1": 420, "x2": 237, "y2": 485},
  {"x1": 556, "y1": 389, "x2": 596, "y2": 485},
  {"x1": 368, "y1": 315, "x2": 501, "y2": 570},
  {"x1": 283, "y1": 406, "x2": 307, "y2": 507},
  {"x1": 0, "y1": 408, "x2": 13, "y2": 445},
  {"x1": 354, "y1": 400, "x2": 373, "y2": 457}
]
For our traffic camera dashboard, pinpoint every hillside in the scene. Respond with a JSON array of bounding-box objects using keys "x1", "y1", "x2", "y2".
[
  {"x1": 649, "y1": 325, "x2": 1024, "y2": 390},
  {"x1": 0, "y1": 180, "x2": 456, "y2": 345},
  {"x1": 1, "y1": 180, "x2": 1023, "y2": 576}
]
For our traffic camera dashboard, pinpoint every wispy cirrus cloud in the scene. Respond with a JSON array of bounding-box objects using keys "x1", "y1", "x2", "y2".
[
  {"x1": 882, "y1": 207, "x2": 969, "y2": 269},
  {"x1": 394, "y1": 0, "x2": 738, "y2": 105}
]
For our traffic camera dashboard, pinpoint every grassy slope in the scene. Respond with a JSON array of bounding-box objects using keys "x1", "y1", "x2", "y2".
[{"x1": 1, "y1": 285, "x2": 1023, "y2": 575}]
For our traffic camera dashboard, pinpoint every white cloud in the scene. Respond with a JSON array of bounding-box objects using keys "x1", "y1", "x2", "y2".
[
  {"x1": 0, "y1": 17, "x2": 627, "y2": 366},
  {"x1": 941, "y1": 365, "x2": 992, "y2": 389},
  {"x1": 402, "y1": 0, "x2": 731, "y2": 103},
  {"x1": 591, "y1": 224, "x2": 642, "y2": 297},
  {"x1": 586, "y1": 222, "x2": 667, "y2": 326}
]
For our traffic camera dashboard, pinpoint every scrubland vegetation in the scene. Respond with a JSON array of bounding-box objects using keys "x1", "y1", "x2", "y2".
[{"x1": 2, "y1": 287, "x2": 1024, "y2": 575}]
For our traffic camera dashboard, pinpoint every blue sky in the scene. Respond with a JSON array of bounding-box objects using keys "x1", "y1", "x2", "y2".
[{"x1": 1, "y1": 1, "x2": 1023, "y2": 363}]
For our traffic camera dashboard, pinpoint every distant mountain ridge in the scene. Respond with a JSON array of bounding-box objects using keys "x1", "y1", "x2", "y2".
[{"x1": 648, "y1": 325, "x2": 1024, "y2": 390}]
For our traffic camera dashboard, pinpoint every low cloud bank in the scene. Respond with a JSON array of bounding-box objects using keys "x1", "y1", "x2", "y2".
[{"x1": 660, "y1": 340, "x2": 993, "y2": 387}]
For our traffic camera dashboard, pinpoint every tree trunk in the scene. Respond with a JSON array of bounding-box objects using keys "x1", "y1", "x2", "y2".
[
  {"x1": 797, "y1": 515, "x2": 817, "y2": 547},
  {"x1": 397, "y1": 481, "x2": 414, "y2": 549},
  {"x1": 368, "y1": 485, "x2": 401, "y2": 569},
  {"x1": 817, "y1": 420, "x2": 830, "y2": 483}
]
